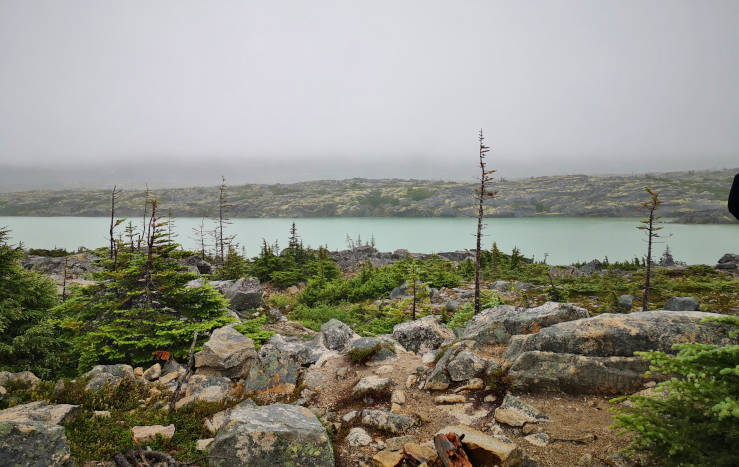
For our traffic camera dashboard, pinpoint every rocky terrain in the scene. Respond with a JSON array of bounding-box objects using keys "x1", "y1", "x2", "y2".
[
  {"x1": 1, "y1": 169, "x2": 737, "y2": 223},
  {"x1": 1, "y1": 268, "x2": 736, "y2": 466}
]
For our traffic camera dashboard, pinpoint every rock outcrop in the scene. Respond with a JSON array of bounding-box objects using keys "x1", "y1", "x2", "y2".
[
  {"x1": 392, "y1": 315, "x2": 454, "y2": 353},
  {"x1": 209, "y1": 277, "x2": 264, "y2": 311},
  {"x1": 503, "y1": 310, "x2": 735, "y2": 393},
  {"x1": 0, "y1": 421, "x2": 71, "y2": 467},
  {"x1": 319, "y1": 319, "x2": 359, "y2": 351},
  {"x1": 207, "y1": 403, "x2": 334, "y2": 466},
  {"x1": 462, "y1": 302, "x2": 590, "y2": 346},
  {"x1": 195, "y1": 326, "x2": 259, "y2": 378},
  {"x1": 715, "y1": 253, "x2": 739, "y2": 270}
]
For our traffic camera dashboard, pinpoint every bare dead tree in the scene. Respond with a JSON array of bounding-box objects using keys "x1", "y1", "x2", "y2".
[
  {"x1": 109, "y1": 185, "x2": 123, "y2": 261},
  {"x1": 638, "y1": 187, "x2": 662, "y2": 311},
  {"x1": 192, "y1": 217, "x2": 207, "y2": 258},
  {"x1": 474, "y1": 129, "x2": 496, "y2": 314},
  {"x1": 139, "y1": 183, "x2": 151, "y2": 250},
  {"x1": 215, "y1": 176, "x2": 234, "y2": 265}
]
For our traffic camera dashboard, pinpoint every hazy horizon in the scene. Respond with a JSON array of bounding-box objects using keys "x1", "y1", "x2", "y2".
[{"x1": 2, "y1": 1, "x2": 738, "y2": 190}]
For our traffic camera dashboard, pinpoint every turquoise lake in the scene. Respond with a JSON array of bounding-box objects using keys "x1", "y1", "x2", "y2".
[{"x1": 1, "y1": 216, "x2": 736, "y2": 266}]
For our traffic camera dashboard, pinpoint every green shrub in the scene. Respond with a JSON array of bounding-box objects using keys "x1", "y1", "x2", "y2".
[
  {"x1": 0, "y1": 228, "x2": 61, "y2": 379},
  {"x1": 611, "y1": 316, "x2": 739, "y2": 466},
  {"x1": 233, "y1": 315, "x2": 275, "y2": 348}
]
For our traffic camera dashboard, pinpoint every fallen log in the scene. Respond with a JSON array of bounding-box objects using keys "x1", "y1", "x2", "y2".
[{"x1": 434, "y1": 433, "x2": 472, "y2": 467}]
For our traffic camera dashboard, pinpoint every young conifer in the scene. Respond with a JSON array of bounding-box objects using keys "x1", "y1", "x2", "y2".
[
  {"x1": 638, "y1": 187, "x2": 662, "y2": 311},
  {"x1": 474, "y1": 130, "x2": 496, "y2": 314}
]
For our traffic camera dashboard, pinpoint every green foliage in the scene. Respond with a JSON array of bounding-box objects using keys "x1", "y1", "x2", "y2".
[
  {"x1": 448, "y1": 291, "x2": 502, "y2": 330},
  {"x1": 211, "y1": 244, "x2": 250, "y2": 280},
  {"x1": 250, "y1": 235, "x2": 339, "y2": 288},
  {"x1": 233, "y1": 315, "x2": 275, "y2": 349},
  {"x1": 54, "y1": 227, "x2": 232, "y2": 374},
  {"x1": 611, "y1": 316, "x2": 739, "y2": 466},
  {"x1": 26, "y1": 247, "x2": 73, "y2": 257},
  {"x1": 406, "y1": 187, "x2": 434, "y2": 201},
  {"x1": 2, "y1": 376, "x2": 235, "y2": 463},
  {"x1": 289, "y1": 302, "x2": 404, "y2": 337},
  {"x1": 0, "y1": 228, "x2": 61, "y2": 379}
]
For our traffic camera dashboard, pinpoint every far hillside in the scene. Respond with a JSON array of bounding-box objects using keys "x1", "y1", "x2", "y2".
[{"x1": 0, "y1": 168, "x2": 736, "y2": 223}]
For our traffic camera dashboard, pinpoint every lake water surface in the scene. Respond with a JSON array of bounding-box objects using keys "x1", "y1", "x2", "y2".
[{"x1": 1, "y1": 216, "x2": 736, "y2": 266}]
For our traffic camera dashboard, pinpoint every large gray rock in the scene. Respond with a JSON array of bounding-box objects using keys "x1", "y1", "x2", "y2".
[
  {"x1": 392, "y1": 315, "x2": 454, "y2": 353},
  {"x1": 0, "y1": 371, "x2": 40, "y2": 388},
  {"x1": 352, "y1": 376, "x2": 392, "y2": 397},
  {"x1": 507, "y1": 351, "x2": 650, "y2": 394},
  {"x1": 503, "y1": 311, "x2": 735, "y2": 394},
  {"x1": 210, "y1": 277, "x2": 263, "y2": 311},
  {"x1": 504, "y1": 310, "x2": 733, "y2": 362},
  {"x1": 462, "y1": 302, "x2": 590, "y2": 346},
  {"x1": 264, "y1": 333, "x2": 326, "y2": 367},
  {"x1": 0, "y1": 401, "x2": 79, "y2": 425},
  {"x1": 617, "y1": 295, "x2": 634, "y2": 312},
  {"x1": 207, "y1": 403, "x2": 334, "y2": 467},
  {"x1": 182, "y1": 255, "x2": 212, "y2": 274},
  {"x1": 175, "y1": 374, "x2": 233, "y2": 408},
  {"x1": 83, "y1": 364, "x2": 134, "y2": 391},
  {"x1": 241, "y1": 342, "x2": 301, "y2": 396},
  {"x1": 319, "y1": 319, "x2": 358, "y2": 351},
  {"x1": 195, "y1": 326, "x2": 259, "y2": 378},
  {"x1": 715, "y1": 253, "x2": 739, "y2": 270},
  {"x1": 204, "y1": 399, "x2": 258, "y2": 434},
  {"x1": 0, "y1": 421, "x2": 71, "y2": 467},
  {"x1": 664, "y1": 296, "x2": 700, "y2": 311},
  {"x1": 427, "y1": 340, "x2": 489, "y2": 388}
]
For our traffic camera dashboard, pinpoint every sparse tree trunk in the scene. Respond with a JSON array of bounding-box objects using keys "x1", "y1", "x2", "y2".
[
  {"x1": 109, "y1": 185, "x2": 117, "y2": 260},
  {"x1": 474, "y1": 130, "x2": 495, "y2": 314},
  {"x1": 61, "y1": 256, "x2": 68, "y2": 301},
  {"x1": 638, "y1": 187, "x2": 662, "y2": 311}
]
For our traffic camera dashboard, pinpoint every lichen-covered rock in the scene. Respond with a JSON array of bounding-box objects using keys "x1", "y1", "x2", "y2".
[
  {"x1": 361, "y1": 409, "x2": 415, "y2": 434},
  {"x1": 265, "y1": 334, "x2": 326, "y2": 366},
  {"x1": 0, "y1": 401, "x2": 79, "y2": 425},
  {"x1": 319, "y1": 319, "x2": 358, "y2": 351},
  {"x1": 348, "y1": 336, "x2": 383, "y2": 362},
  {"x1": 425, "y1": 340, "x2": 488, "y2": 388},
  {"x1": 175, "y1": 375, "x2": 232, "y2": 408},
  {"x1": 346, "y1": 427, "x2": 372, "y2": 446},
  {"x1": 240, "y1": 342, "x2": 301, "y2": 396},
  {"x1": 195, "y1": 326, "x2": 258, "y2": 378},
  {"x1": 494, "y1": 394, "x2": 549, "y2": 427},
  {"x1": 210, "y1": 277, "x2": 263, "y2": 311},
  {"x1": 617, "y1": 295, "x2": 634, "y2": 311},
  {"x1": 205, "y1": 399, "x2": 258, "y2": 434},
  {"x1": 715, "y1": 253, "x2": 739, "y2": 270},
  {"x1": 392, "y1": 315, "x2": 454, "y2": 353},
  {"x1": 143, "y1": 363, "x2": 161, "y2": 381},
  {"x1": 447, "y1": 351, "x2": 487, "y2": 382},
  {"x1": 352, "y1": 376, "x2": 392, "y2": 397},
  {"x1": 0, "y1": 371, "x2": 40, "y2": 389},
  {"x1": 462, "y1": 302, "x2": 590, "y2": 346},
  {"x1": 0, "y1": 421, "x2": 71, "y2": 467},
  {"x1": 207, "y1": 403, "x2": 334, "y2": 467},
  {"x1": 503, "y1": 310, "x2": 734, "y2": 362},
  {"x1": 664, "y1": 296, "x2": 700, "y2": 311},
  {"x1": 435, "y1": 424, "x2": 523, "y2": 467},
  {"x1": 83, "y1": 364, "x2": 134, "y2": 391},
  {"x1": 507, "y1": 351, "x2": 650, "y2": 394}
]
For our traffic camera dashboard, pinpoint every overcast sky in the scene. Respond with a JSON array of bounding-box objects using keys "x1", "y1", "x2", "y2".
[{"x1": 1, "y1": 0, "x2": 738, "y2": 187}]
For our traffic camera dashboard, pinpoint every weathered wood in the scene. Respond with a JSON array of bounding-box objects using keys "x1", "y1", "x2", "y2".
[{"x1": 434, "y1": 433, "x2": 472, "y2": 467}]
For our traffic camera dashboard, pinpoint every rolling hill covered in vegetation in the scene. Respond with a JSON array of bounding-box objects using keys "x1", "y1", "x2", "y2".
[{"x1": 0, "y1": 169, "x2": 736, "y2": 223}]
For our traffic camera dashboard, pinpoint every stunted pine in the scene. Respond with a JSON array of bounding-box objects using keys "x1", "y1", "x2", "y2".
[
  {"x1": 638, "y1": 187, "x2": 662, "y2": 311},
  {"x1": 474, "y1": 130, "x2": 497, "y2": 314}
]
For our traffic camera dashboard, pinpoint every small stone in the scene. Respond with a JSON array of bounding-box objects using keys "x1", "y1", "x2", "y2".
[
  {"x1": 645, "y1": 381, "x2": 656, "y2": 388},
  {"x1": 342, "y1": 410, "x2": 358, "y2": 423},
  {"x1": 336, "y1": 367, "x2": 349, "y2": 378},
  {"x1": 133, "y1": 367, "x2": 144, "y2": 378},
  {"x1": 405, "y1": 375, "x2": 417, "y2": 389},
  {"x1": 347, "y1": 427, "x2": 372, "y2": 446},
  {"x1": 131, "y1": 424, "x2": 175, "y2": 443},
  {"x1": 391, "y1": 390, "x2": 406, "y2": 405},
  {"x1": 143, "y1": 363, "x2": 161, "y2": 381},
  {"x1": 390, "y1": 403, "x2": 403, "y2": 414},
  {"x1": 372, "y1": 449, "x2": 404, "y2": 467},
  {"x1": 374, "y1": 365, "x2": 394, "y2": 375},
  {"x1": 494, "y1": 393, "x2": 549, "y2": 427},
  {"x1": 403, "y1": 442, "x2": 438, "y2": 464},
  {"x1": 93, "y1": 410, "x2": 111, "y2": 418},
  {"x1": 385, "y1": 435, "x2": 415, "y2": 451},
  {"x1": 415, "y1": 366, "x2": 426, "y2": 374},
  {"x1": 522, "y1": 423, "x2": 539, "y2": 435},
  {"x1": 524, "y1": 432, "x2": 549, "y2": 447},
  {"x1": 484, "y1": 394, "x2": 497, "y2": 403},
  {"x1": 352, "y1": 376, "x2": 392, "y2": 397},
  {"x1": 421, "y1": 352, "x2": 436, "y2": 364},
  {"x1": 159, "y1": 370, "x2": 182, "y2": 385},
  {"x1": 196, "y1": 438, "x2": 214, "y2": 451},
  {"x1": 435, "y1": 394, "x2": 466, "y2": 404}
]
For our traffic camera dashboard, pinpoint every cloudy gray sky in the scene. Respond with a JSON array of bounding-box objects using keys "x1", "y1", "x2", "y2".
[{"x1": 1, "y1": 0, "x2": 738, "y2": 188}]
